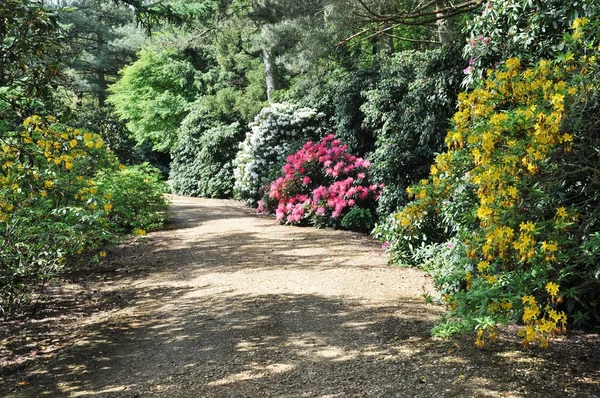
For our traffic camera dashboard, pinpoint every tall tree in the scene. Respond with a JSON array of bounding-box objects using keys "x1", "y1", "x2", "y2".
[{"x1": 59, "y1": 0, "x2": 142, "y2": 106}]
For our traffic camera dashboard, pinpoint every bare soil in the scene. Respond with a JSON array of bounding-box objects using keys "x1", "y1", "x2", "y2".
[{"x1": 1, "y1": 196, "x2": 599, "y2": 397}]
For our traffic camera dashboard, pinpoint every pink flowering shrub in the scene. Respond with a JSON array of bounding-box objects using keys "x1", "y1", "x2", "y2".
[{"x1": 260, "y1": 134, "x2": 383, "y2": 230}]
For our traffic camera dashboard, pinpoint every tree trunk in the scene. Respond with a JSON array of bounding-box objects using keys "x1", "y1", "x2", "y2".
[
  {"x1": 97, "y1": 69, "x2": 107, "y2": 107},
  {"x1": 262, "y1": 45, "x2": 280, "y2": 101},
  {"x1": 436, "y1": 1, "x2": 454, "y2": 45}
]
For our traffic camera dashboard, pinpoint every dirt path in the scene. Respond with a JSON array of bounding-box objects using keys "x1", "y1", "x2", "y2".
[{"x1": 1, "y1": 196, "x2": 599, "y2": 397}]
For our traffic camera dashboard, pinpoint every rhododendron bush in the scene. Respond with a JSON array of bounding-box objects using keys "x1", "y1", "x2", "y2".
[
  {"x1": 233, "y1": 103, "x2": 327, "y2": 205},
  {"x1": 261, "y1": 135, "x2": 383, "y2": 231}
]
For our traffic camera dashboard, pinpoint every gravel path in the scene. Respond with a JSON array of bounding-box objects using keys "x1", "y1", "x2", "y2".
[{"x1": 1, "y1": 196, "x2": 599, "y2": 397}]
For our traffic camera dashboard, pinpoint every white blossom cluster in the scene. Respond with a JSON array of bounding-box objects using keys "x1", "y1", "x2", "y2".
[{"x1": 233, "y1": 103, "x2": 326, "y2": 204}]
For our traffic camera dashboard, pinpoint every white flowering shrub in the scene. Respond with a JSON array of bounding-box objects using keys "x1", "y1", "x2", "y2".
[{"x1": 233, "y1": 103, "x2": 327, "y2": 205}]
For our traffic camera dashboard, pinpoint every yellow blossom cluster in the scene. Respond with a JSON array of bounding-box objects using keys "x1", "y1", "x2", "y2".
[
  {"x1": 0, "y1": 116, "x2": 119, "y2": 253},
  {"x1": 520, "y1": 289, "x2": 567, "y2": 349}
]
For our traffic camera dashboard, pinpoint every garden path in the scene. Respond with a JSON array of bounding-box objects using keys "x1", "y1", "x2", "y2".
[{"x1": 1, "y1": 196, "x2": 599, "y2": 397}]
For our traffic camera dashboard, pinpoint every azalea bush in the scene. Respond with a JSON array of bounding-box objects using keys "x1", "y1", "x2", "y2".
[
  {"x1": 262, "y1": 134, "x2": 383, "y2": 231},
  {"x1": 384, "y1": 18, "x2": 600, "y2": 348},
  {"x1": 233, "y1": 103, "x2": 327, "y2": 205},
  {"x1": 0, "y1": 116, "x2": 168, "y2": 315}
]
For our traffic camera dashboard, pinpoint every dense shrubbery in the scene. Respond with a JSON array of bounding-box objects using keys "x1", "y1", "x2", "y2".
[
  {"x1": 381, "y1": 18, "x2": 600, "y2": 347},
  {"x1": 261, "y1": 135, "x2": 382, "y2": 231},
  {"x1": 233, "y1": 103, "x2": 327, "y2": 205},
  {"x1": 0, "y1": 116, "x2": 168, "y2": 314},
  {"x1": 169, "y1": 105, "x2": 243, "y2": 198},
  {"x1": 364, "y1": 47, "x2": 464, "y2": 215},
  {"x1": 463, "y1": 0, "x2": 593, "y2": 85}
]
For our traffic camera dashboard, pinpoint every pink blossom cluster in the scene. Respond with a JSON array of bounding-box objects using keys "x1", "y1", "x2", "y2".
[{"x1": 261, "y1": 134, "x2": 383, "y2": 225}]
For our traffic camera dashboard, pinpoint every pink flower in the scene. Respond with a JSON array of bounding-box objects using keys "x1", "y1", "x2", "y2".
[
  {"x1": 357, "y1": 172, "x2": 365, "y2": 180},
  {"x1": 276, "y1": 209, "x2": 285, "y2": 220},
  {"x1": 316, "y1": 207, "x2": 326, "y2": 216},
  {"x1": 348, "y1": 199, "x2": 355, "y2": 207}
]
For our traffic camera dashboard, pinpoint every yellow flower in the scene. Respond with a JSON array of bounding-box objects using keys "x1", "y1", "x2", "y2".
[
  {"x1": 572, "y1": 17, "x2": 589, "y2": 29},
  {"x1": 522, "y1": 295, "x2": 536, "y2": 306},
  {"x1": 70, "y1": 139, "x2": 78, "y2": 148},
  {"x1": 99, "y1": 251, "x2": 107, "y2": 257},
  {"x1": 133, "y1": 228, "x2": 147, "y2": 236},
  {"x1": 44, "y1": 180, "x2": 54, "y2": 189},
  {"x1": 477, "y1": 261, "x2": 490, "y2": 272},
  {"x1": 556, "y1": 207, "x2": 568, "y2": 218},
  {"x1": 104, "y1": 203, "x2": 113, "y2": 212},
  {"x1": 505, "y1": 57, "x2": 521, "y2": 71},
  {"x1": 545, "y1": 281, "x2": 560, "y2": 297},
  {"x1": 541, "y1": 241, "x2": 558, "y2": 253},
  {"x1": 519, "y1": 221, "x2": 536, "y2": 233}
]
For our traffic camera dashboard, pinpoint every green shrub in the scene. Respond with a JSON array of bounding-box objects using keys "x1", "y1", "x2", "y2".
[
  {"x1": 340, "y1": 207, "x2": 375, "y2": 232},
  {"x1": 97, "y1": 164, "x2": 169, "y2": 233},
  {"x1": 169, "y1": 104, "x2": 244, "y2": 198},
  {"x1": 0, "y1": 116, "x2": 168, "y2": 315},
  {"x1": 364, "y1": 46, "x2": 464, "y2": 215}
]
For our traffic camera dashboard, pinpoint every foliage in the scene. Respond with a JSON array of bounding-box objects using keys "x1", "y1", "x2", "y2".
[
  {"x1": 262, "y1": 135, "x2": 383, "y2": 231},
  {"x1": 0, "y1": 0, "x2": 67, "y2": 133},
  {"x1": 108, "y1": 45, "x2": 212, "y2": 152},
  {"x1": 364, "y1": 46, "x2": 464, "y2": 215},
  {"x1": 463, "y1": 0, "x2": 594, "y2": 85},
  {"x1": 0, "y1": 116, "x2": 168, "y2": 315},
  {"x1": 233, "y1": 102, "x2": 327, "y2": 205},
  {"x1": 170, "y1": 105, "x2": 243, "y2": 198},
  {"x1": 60, "y1": 0, "x2": 141, "y2": 106},
  {"x1": 97, "y1": 163, "x2": 169, "y2": 233},
  {"x1": 386, "y1": 18, "x2": 600, "y2": 347}
]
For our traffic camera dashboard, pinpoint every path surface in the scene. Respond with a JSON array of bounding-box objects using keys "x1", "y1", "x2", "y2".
[{"x1": 2, "y1": 196, "x2": 599, "y2": 397}]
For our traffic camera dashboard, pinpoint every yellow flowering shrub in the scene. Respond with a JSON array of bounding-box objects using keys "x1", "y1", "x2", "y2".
[
  {"x1": 0, "y1": 116, "x2": 168, "y2": 314},
  {"x1": 388, "y1": 17, "x2": 600, "y2": 347}
]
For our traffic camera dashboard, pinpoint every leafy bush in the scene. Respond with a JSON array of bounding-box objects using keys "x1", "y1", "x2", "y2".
[
  {"x1": 97, "y1": 163, "x2": 169, "y2": 233},
  {"x1": 463, "y1": 0, "x2": 594, "y2": 85},
  {"x1": 170, "y1": 105, "x2": 243, "y2": 198},
  {"x1": 262, "y1": 135, "x2": 383, "y2": 230},
  {"x1": 282, "y1": 66, "x2": 378, "y2": 157},
  {"x1": 386, "y1": 18, "x2": 600, "y2": 347},
  {"x1": 364, "y1": 46, "x2": 464, "y2": 215},
  {"x1": 233, "y1": 103, "x2": 327, "y2": 205},
  {"x1": 0, "y1": 116, "x2": 168, "y2": 315}
]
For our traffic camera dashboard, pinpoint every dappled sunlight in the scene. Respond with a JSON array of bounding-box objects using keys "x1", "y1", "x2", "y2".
[{"x1": 3, "y1": 197, "x2": 599, "y2": 397}]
